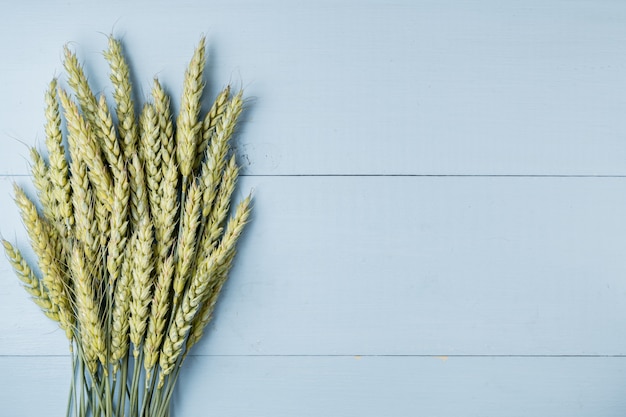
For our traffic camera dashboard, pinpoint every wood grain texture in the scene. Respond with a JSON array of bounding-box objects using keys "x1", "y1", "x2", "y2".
[
  {"x1": 2, "y1": 176, "x2": 626, "y2": 356},
  {"x1": 1, "y1": 1, "x2": 626, "y2": 175}
]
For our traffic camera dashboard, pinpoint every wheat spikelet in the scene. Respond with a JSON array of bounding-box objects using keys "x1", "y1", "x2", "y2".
[
  {"x1": 44, "y1": 79, "x2": 73, "y2": 236},
  {"x1": 2, "y1": 239, "x2": 59, "y2": 321},
  {"x1": 195, "y1": 85, "x2": 230, "y2": 171},
  {"x1": 176, "y1": 37, "x2": 206, "y2": 178},
  {"x1": 71, "y1": 244, "x2": 106, "y2": 374},
  {"x1": 104, "y1": 36, "x2": 137, "y2": 161},
  {"x1": 143, "y1": 255, "x2": 175, "y2": 375},
  {"x1": 129, "y1": 215, "x2": 154, "y2": 358}
]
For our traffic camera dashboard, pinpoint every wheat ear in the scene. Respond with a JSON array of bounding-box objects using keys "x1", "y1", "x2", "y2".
[
  {"x1": 195, "y1": 85, "x2": 231, "y2": 171},
  {"x1": 59, "y1": 90, "x2": 114, "y2": 212},
  {"x1": 96, "y1": 94, "x2": 125, "y2": 180},
  {"x1": 44, "y1": 79, "x2": 73, "y2": 236},
  {"x1": 105, "y1": 36, "x2": 137, "y2": 161},
  {"x1": 71, "y1": 243, "x2": 106, "y2": 374},
  {"x1": 176, "y1": 37, "x2": 206, "y2": 178},
  {"x1": 143, "y1": 255, "x2": 175, "y2": 375},
  {"x1": 199, "y1": 91, "x2": 243, "y2": 217},
  {"x1": 129, "y1": 214, "x2": 154, "y2": 358},
  {"x1": 2, "y1": 240, "x2": 59, "y2": 322},
  {"x1": 173, "y1": 179, "x2": 203, "y2": 298},
  {"x1": 67, "y1": 142, "x2": 98, "y2": 266},
  {"x1": 200, "y1": 154, "x2": 239, "y2": 259},
  {"x1": 14, "y1": 185, "x2": 74, "y2": 340},
  {"x1": 139, "y1": 103, "x2": 162, "y2": 219},
  {"x1": 154, "y1": 155, "x2": 179, "y2": 263},
  {"x1": 63, "y1": 46, "x2": 99, "y2": 131},
  {"x1": 185, "y1": 250, "x2": 235, "y2": 352}
]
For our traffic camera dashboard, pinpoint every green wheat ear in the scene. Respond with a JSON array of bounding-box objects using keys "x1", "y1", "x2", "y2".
[{"x1": 3, "y1": 36, "x2": 252, "y2": 417}]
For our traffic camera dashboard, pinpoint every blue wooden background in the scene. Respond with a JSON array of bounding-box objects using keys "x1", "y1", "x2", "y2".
[{"x1": 1, "y1": 1, "x2": 626, "y2": 415}]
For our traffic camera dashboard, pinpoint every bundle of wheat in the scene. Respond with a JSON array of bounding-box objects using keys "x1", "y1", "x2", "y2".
[{"x1": 3, "y1": 36, "x2": 251, "y2": 417}]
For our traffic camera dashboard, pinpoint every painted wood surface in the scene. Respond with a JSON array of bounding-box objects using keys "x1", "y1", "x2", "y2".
[
  {"x1": 1, "y1": 0, "x2": 626, "y2": 416},
  {"x1": 3, "y1": 175, "x2": 626, "y2": 356},
  {"x1": 2, "y1": 356, "x2": 626, "y2": 417},
  {"x1": 1, "y1": 1, "x2": 626, "y2": 176}
]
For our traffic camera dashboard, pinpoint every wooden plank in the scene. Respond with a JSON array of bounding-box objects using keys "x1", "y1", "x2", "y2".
[
  {"x1": 1, "y1": 355, "x2": 625, "y2": 417},
  {"x1": 2, "y1": 176, "x2": 626, "y2": 356},
  {"x1": 1, "y1": 1, "x2": 626, "y2": 175}
]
